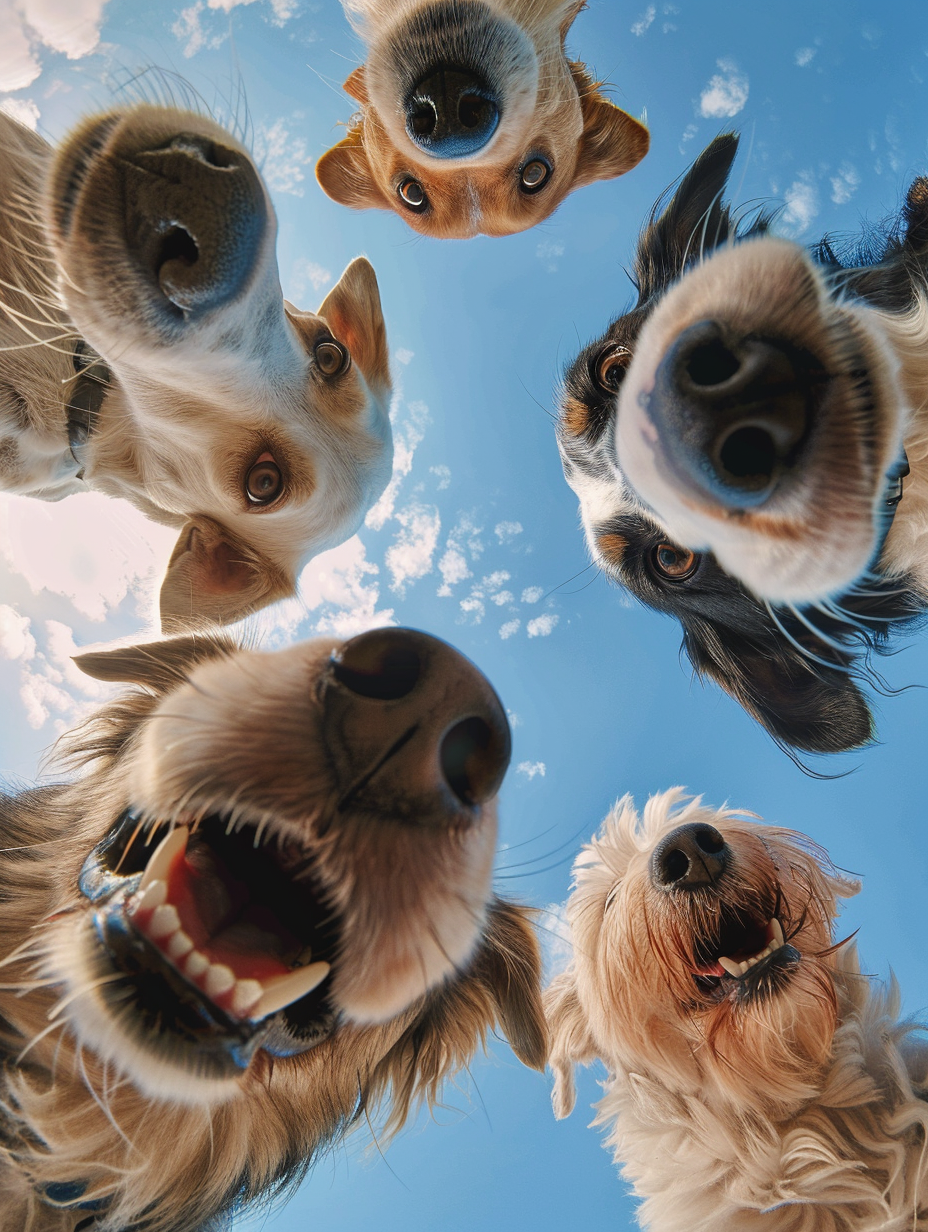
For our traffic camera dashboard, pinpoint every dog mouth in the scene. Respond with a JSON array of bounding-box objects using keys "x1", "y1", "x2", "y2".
[
  {"x1": 689, "y1": 908, "x2": 800, "y2": 1002},
  {"x1": 78, "y1": 810, "x2": 341, "y2": 1071}
]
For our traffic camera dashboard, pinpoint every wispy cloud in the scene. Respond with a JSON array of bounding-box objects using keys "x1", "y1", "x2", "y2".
[
  {"x1": 527, "y1": 613, "x2": 559, "y2": 638},
  {"x1": 172, "y1": 0, "x2": 298, "y2": 57},
  {"x1": 516, "y1": 760, "x2": 546, "y2": 779},
  {"x1": 699, "y1": 59, "x2": 749, "y2": 118},
  {"x1": 781, "y1": 176, "x2": 819, "y2": 234},
  {"x1": 830, "y1": 162, "x2": 860, "y2": 205},
  {"x1": 795, "y1": 46, "x2": 817, "y2": 67},
  {"x1": 494, "y1": 521, "x2": 523, "y2": 543},
  {"x1": 631, "y1": 5, "x2": 655, "y2": 35},
  {"x1": 386, "y1": 503, "x2": 441, "y2": 595},
  {"x1": 254, "y1": 118, "x2": 311, "y2": 197}
]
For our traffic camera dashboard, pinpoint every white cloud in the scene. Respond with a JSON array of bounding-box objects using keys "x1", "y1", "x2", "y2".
[
  {"x1": 631, "y1": 5, "x2": 655, "y2": 35},
  {"x1": 499, "y1": 619, "x2": 520, "y2": 639},
  {"x1": 395, "y1": 348, "x2": 414, "y2": 366},
  {"x1": 293, "y1": 535, "x2": 394, "y2": 639},
  {"x1": 527, "y1": 613, "x2": 559, "y2": 638},
  {"x1": 173, "y1": 0, "x2": 297, "y2": 55},
  {"x1": 494, "y1": 520, "x2": 523, "y2": 543},
  {"x1": 795, "y1": 46, "x2": 816, "y2": 67},
  {"x1": 0, "y1": 0, "x2": 109, "y2": 91},
  {"x1": 540, "y1": 900, "x2": 574, "y2": 978},
  {"x1": 699, "y1": 59, "x2": 749, "y2": 119},
  {"x1": 386, "y1": 503, "x2": 440, "y2": 594},
  {"x1": 430, "y1": 464, "x2": 451, "y2": 490},
  {"x1": 0, "y1": 97, "x2": 40, "y2": 129},
  {"x1": 289, "y1": 258, "x2": 331, "y2": 298},
  {"x1": 781, "y1": 177, "x2": 819, "y2": 234},
  {"x1": 459, "y1": 595, "x2": 485, "y2": 624},
  {"x1": 521, "y1": 586, "x2": 543, "y2": 603},
  {"x1": 366, "y1": 399, "x2": 431, "y2": 530},
  {"x1": 0, "y1": 605, "x2": 36, "y2": 660},
  {"x1": 830, "y1": 162, "x2": 860, "y2": 205},
  {"x1": 490, "y1": 589, "x2": 513, "y2": 606},
  {"x1": 517, "y1": 760, "x2": 546, "y2": 779},
  {"x1": 536, "y1": 238, "x2": 564, "y2": 273},
  {"x1": 437, "y1": 544, "x2": 471, "y2": 595},
  {"x1": 254, "y1": 118, "x2": 311, "y2": 197}
]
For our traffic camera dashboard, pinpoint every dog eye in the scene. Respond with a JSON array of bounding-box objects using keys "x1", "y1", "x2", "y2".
[
  {"x1": 596, "y1": 347, "x2": 632, "y2": 392},
  {"x1": 245, "y1": 454, "x2": 283, "y2": 505},
  {"x1": 519, "y1": 157, "x2": 551, "y2": 194},
  {"x1": 398, "y1": 178, "x2": 428, "y2": 213},
  {"x1": 314, "y1": 338, "x2": 350, "y2": 377},
  {"x1": 651, "y1": 543, "x2": 699, "y2": 580}
]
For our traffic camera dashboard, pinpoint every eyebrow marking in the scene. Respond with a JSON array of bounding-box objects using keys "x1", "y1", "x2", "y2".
[
  {"x1": 597, "y1": 532, "x2": 628, "y2": 568},
  {"x1": 560, "y1": 392, "x2": 592, "y2": 437}
]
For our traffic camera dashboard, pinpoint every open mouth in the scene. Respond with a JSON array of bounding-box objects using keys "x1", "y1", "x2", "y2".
[
  {"x1": 79, "y1": 810, "x2": 340, "y2": 1069},
  {"x1": 690, "y1": 906, "x2": 799, "y2": 1001}
]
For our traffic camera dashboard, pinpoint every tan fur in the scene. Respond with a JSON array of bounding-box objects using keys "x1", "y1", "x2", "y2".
[
  {"x1": 0, "y1": 105, "x2": 394, "y2": 630},
  {"x1": 317, "y1": 0, "x2": 648, "y2": 238},
  {"x1": 546, "y1": 790, "x2": 928, "y2": 1230},
  {"x1": 0, "y1": 633, "x2": 546, "y2": 1231}
]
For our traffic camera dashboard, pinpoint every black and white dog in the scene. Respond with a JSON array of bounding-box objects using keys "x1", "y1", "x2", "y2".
[{"x1": 558, "y1": 135, "x2": 927, "y2": 755}]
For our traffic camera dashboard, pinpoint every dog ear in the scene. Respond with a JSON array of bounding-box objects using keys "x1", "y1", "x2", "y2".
[
  {"x1": 634, "y1": 133, "x2": 740, "y2": 302},
  {"x1": 159, "y1": 516, "x2": 292, "y2": 634},
  {"x1": 317, "y1": 257, "x2": 391, "y2": 396},
  {"x1": 342, "y1": 66, "x2": 368, "y2": 103},
  {"x1": 569, "y1": 62, "x2": 649, "y2": 188},
  {"x1": 543, "y1": 970, "x2": 596, "y2": 1119},
  {"x1": 315, "y1": 126, "x2": 391, "y2": 212},
  {"x1": 471, "y1": 896, "x2": 548, "y2": 1071},
  {"x1": 73, "y1": 634, "x2": 236, "y2": 691},
  {"x1": 682, "y1": 622, "x2": 874, "y2": 754}
]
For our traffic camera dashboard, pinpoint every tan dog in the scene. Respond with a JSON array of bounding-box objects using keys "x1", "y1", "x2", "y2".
[
  {"x1": 1, "y1": 106, "x2": 393, "y2": 630},
  {"x1": 317, "y1": 0, "x2": 649, "y2": 237},
  {"x1": 0, "y1": 627, "x2": 545, "y2": 1231},
  {"x1": 546, "y1": 790, "x2": 928, "y2": 1231}
]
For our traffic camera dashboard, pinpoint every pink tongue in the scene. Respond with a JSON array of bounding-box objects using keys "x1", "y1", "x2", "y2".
[{"x1": 693, "y1": 961, "x2": 727, "y2": 976}]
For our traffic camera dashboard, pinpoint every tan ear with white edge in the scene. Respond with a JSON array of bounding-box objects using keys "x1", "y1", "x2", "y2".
[
  {"x1": 569, "y1": 62, "x2": 649, "y2": 187},
  {"x1": 343, "y1": 65, "x2": 368, "y2": 103},
  {"x1": 317, "y1": 257, "x2": 391, "y2": 396},
  {"x1": 73, "y1": 635, "x2": 237, "y2": 692},
  {"x1": 543, "y1": 969, "x2": 598, "y2": 1118},
  {"x1": 159, "y1": 516, "x2": 292, "y2": 634},
  {"x1": 316, "y1": 126, "x2": 391, "y2": 212}
]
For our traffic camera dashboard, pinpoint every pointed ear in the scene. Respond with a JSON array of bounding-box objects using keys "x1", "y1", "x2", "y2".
[
  {"x1": 159, "y1": 516, "x2": 292, "y2": 634},
  {"x1": 317, "y1": 257, "x2": 391, "y2": 396},
  {"x1": 73, "y1": 635, "x2": 236, "y2": 692},
  {"x1": 543, "y1": 970, "x2": 596, "y2": 1119},
  {"x1": 343, "y1": 65, "x2": 368, "y2": 103},
  {"x1": 682, "y1": 622, "x2": 874, "y2": 754},
  {"x1": 569, "y1": 62, "x2": 649, "y2": 188},
  {"x1": 315, "y1": 125, "x2": 391, "y2": 212}
]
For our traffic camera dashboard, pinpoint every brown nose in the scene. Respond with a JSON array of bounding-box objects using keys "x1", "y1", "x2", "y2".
[
  {"x1": 322, "y1": 628, "x2": 511, "y2": 824},
  {"x1": 650, "y1": 823, "x2": 730, "y2": 890}
]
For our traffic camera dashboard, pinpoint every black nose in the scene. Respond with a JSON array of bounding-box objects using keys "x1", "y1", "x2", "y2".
[
  {"x1": 124, "y1": 133, "x2": 267, "y2": 317},
  {"x1": 650, "y1": 823, "x2": 730, "y2": 889},
  {"x1": 647, "y1": 320, "x2": 824, "y2": 508},
  {"x1": 405, "y1": 68, "x2": 500, "y2": 158},
  {"x1": 324, "y1": 628, "x2": 511, "y2": 821}
]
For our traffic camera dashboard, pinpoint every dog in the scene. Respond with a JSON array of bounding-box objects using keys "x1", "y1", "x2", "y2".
[
  {"x1": 546, "y1": 789, "x2": 928, "y2": 1231},
  {"x1": 557, "y1": 133, "x2": 928, "y2": 755},
  {"x1": 0, "y1": 627, "x2": 546, "y2": 1231},
  {"x1": 0, "y1": 105, "x2": 394, "y2": 631},
  {"x1": 316, "y1": 0, "x2": 649, "y2": 238}
]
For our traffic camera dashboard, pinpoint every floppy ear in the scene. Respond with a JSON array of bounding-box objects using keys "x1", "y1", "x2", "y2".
[
  {"x1": 343, "y1": 66, "x2": 368, "y2": 103},
  {"x1": 159, "y1": 516, "x2": 292, "y2": 634},
  {"x1": 471, "y1": 896, "x2": 548, "y2": 1071},
  {"x1": 543, "y1": 970, "x2": 597, "y2": 1119},
  {"x1": 682, "y1": 622, "x2": 874, "y2": 754},
  {"x1": 73, "y1": 635, "x2": 237, "y2": 692},
  {"x1": 317, "y1": 257, "x2": 391, "y2": 396},
  {"x1": 315, "y1": 125, "x2": 391, "y2": 212},
  {"x1": 569, "y1": 62, "x2": 649, "y2": 188}
]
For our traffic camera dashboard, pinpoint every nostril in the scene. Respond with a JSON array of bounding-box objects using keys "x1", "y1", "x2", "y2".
[
  {"x1": 661, "y1": 848, "x2": 691, "y2": 883},
  {"x1": 157, "y1": 226, "x2": 199, "y2": 273},
  {"x1": 440, "y1": 716, "x2": 501, "y2": 806},
  {"x1": 409, "y1": 101, "x2": 438, "y2": 138},
  {"x1": 685, "y1": 337, "x2": 742, "y2": 387},
  {"x1": 332, "y1": 632, "x2": 421, "y2": 701},
  {"x1": 458, "y1": 94, "x2": 491, "y2": 130},
  {"x1": 717, "y1": 424, "x2": 778, "y2": 482},
  {"x1": 693, "y1": 825, "x2": 725, "y2": 854}
]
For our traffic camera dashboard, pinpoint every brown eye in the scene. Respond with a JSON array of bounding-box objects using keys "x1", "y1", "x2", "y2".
[
  {"x1": 245, "y1": 454, "x2": 283, "y2": 505},
  {"x1": 651, "y1": 543, "x2": 699, "y2": 580},
  {"x1": 520, "y1": 157, "x2": 551, "y2": 193},
  {"x1": 398, "y1": 178, "x2": 428, "y2": 212},
  {"x1": 597, "y1": 347, "x2": 631, "y2": 392},
  {"x1": 314, "y1": 338, "x2": 349, "y2": 377}
]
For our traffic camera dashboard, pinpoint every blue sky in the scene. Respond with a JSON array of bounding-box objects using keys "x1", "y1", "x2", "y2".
[{"x1": 1, "y1": 1, "x2": 927, "y2": 1229}]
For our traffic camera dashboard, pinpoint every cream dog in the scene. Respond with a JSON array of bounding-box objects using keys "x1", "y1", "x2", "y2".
[
  {"x1": 317, "y1": 0, "x2": 649, "y2": 237},
  {"x1": 1, "y1": 105, "x2": 393, "y2": 630}
]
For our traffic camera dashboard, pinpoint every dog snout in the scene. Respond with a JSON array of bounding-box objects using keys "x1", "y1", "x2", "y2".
[
  {"x1": 650, "y1": 822, "x2": 730, "y2": 890},
  {"x1": 648, "y1": 320, "x2": 823, "y2": 508},
  {"x1": 124, "y1": 133, "x2": 267, "y2": 317},
  {"x1": 405, "y1": 68, "x2": 500, "y2": 158},
  {"x1": 323, "y1": 627, "x2": 511, "y2": 821}
]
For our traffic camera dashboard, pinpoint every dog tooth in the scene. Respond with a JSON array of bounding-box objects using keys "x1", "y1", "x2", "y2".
[
  {"x1": 167, "y1": 930, "x2": 194, "y2": 961},
  {"x1": 185, "y1": 950, "x2": 209, "y2": 979},
  {"x1": 251, "y1": 962, "x2": 330, "y2": 1019},
  {"x1": 132, "y1": 878, "x2": 167, "y2": 915},
  {"x1": 718, "y1": 957, "x2": 742, "y2": 977},
  {"x1": 139, "y1": 825, "x2": 189, "y2": 892},
  {"x1": 746, "y1": 956, "x2": 759, "y2": 968},
  {"x1": 231, "y1": 979, "x2": 263, "y2": 1017},
  {"x1": 771, "y1": 919, "x2": 784, "y2": 948},
  {"x1": 204, "y1": 964, "x2": 235, "y2": 999},
  {"x1": 149, "y1": 904, "x2": 181, "y2": 940}
]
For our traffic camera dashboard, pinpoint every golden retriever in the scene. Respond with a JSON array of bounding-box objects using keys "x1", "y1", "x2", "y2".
[{"x1": 0, "y1": 627, "x2": 545, "y2": 1231}]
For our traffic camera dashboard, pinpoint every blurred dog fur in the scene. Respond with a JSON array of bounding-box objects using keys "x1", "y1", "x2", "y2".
[
  {"x1": 558, "y1": 134, "x2": 928, "y2": 755},
  {"x1": 0, "y1": 106, "x2": 393, "y2": 632},
  {"x1": 0, "y1": 630, "x2": 545, "y2": 1231},
  {"x1": 546, "y1": 789, "x2": 928, "y2": 1231},
  {"x1": 317, "y1": 0, "x2": 649, "y2": 237}
]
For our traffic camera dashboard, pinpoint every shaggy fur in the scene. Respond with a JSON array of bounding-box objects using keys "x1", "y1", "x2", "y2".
[
  {"x1": 558, "y1": 134, "x2": 928, "y2": 755},
  {"x1": 546, "y1": 789, "x2": 928, "y2": 1230},
  {"x1": 316, "y1": 0, "x2": 649, "y2": 237},
  {"x1": 0, "y1": 105, "x2": 394, "y2": 630},
  {"x1": 0, "y1": 630, "x2": 546, "y2": 1231}
]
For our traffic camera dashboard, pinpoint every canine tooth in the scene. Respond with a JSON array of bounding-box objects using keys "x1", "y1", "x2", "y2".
[
  {"x1": 251, "y1": 962, "x2": 330, "y2": 1019},
  {"x1": 132, "y1": 878, "x2": 167, "y2": 915},
  {"x1": 231, "y1": 979, "x2": 263, "y2": 1017},
  {"x1": 718, "y1": 957, "x2": 742, "y2": 977},
  {"x1": 149, "y1": 904, "x2": 181, "y2": 940},
  {"x1": 167, "y1": 930, "x2": 193, "y2": 961},
  {"x1": 185, "y1": 950, "x2": 209, "y2": 979},
  {"x1": 771, "y1": 919, "x2": 784, "y2": 948},
  {"x1": 204, "y1": 964, "x2": 235, "y2": 999},
  {"x1": 139, "y1": 825, "x2": 189, "y2": 892}
]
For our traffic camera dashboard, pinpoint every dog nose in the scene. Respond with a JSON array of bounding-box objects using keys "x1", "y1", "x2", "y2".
[
  {"x1": 322, "y1": 628, "x2": 511, "y2": 822},
  {"x1": 124, "y1": 133, "x2": 267, "y2": 317},
  {"x1": 647, "y1": 320, "x2": 822, "y2": 508},
  {"x1": 405, "y1": 68, "x2": 500, "y2": 158},
  {"x1": 650, "y1": 823, "x2": 730, "y2": 889}
]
